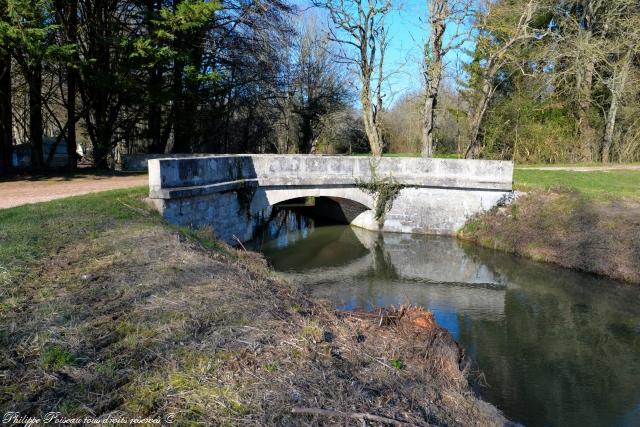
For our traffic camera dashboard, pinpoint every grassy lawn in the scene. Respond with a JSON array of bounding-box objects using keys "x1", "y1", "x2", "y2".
[
  {"x1": 516, "y1": 161, "x2": 640, "y2": 168},
  {"x1": 514, "y1": 169, "x2": 640, "y2": 201},
  {"x1": 0, "y1": 187, "x2": 151, "y2": 276}
]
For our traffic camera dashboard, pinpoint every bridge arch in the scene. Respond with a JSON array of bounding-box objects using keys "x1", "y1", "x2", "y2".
[
  {"x1": 267, "y1": 193, "x2": 373, "y2": 226},
  {"x1": 262, "y1": 187, "x2": 374, "y2": 211}
]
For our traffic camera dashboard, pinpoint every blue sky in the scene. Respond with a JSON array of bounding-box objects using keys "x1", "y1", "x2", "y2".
[{"x1": 294, "y1": 0, "x2": 474, "y2": 107}]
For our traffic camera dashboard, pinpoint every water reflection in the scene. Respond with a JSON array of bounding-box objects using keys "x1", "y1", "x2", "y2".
[{"x1": 250, "y1": 209, "x2": 640, "y2": 427}]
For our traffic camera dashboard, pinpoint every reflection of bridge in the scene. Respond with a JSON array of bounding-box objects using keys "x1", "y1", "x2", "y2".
[
  {"x1": 274, "y1": 226, "x2": 506, "y2": 320},
  {"x1": 148, "y1": 155, "x2": 513, "y2": 243}
]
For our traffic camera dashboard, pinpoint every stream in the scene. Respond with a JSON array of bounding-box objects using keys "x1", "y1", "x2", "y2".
[{"x1": 248, "y1": 206, "x2": 640, "y2": 427}]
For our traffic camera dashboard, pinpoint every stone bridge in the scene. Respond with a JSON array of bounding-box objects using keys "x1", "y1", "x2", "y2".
[{"x1": 148, "y1": 155, "x2": 513, "y2": 243}]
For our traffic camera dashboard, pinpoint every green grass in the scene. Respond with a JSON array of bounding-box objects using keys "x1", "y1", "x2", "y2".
[
  {"x1": 389, "y1": 358, "x2": 404, "y2": 370},
  {"x1": 0, "y1": 187, "x2": 151, "y2": 272},
  {"x1": 516, "y1": 161, "x2": 640, "y2": 168},
  {"x1": 40, "y1": 344, "x2": 77, "y2": 370},
  {"x1": 350, "y1": 152, "x2": 460, "y2": 158},
  {"x1": 350, "y1": 152, "x2": 419, "y2": 157},
  {"x1": 514, "y1": 169, "x2": 640, "y2": 200}
]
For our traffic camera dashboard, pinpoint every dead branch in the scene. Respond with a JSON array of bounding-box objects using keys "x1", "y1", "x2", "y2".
[{"x1": 291, "y1": 406, "x2": 419, "y2": 426}]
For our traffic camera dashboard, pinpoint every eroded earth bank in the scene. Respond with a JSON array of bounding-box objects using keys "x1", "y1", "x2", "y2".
[{"x1": 459, "y1": 189, "x2": 640, "y2": 284}]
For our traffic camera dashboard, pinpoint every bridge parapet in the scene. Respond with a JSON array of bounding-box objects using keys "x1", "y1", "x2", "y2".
[
  {"x1": 149, "y1": 155, "x2": 512, "y2": 198},
  {"x1": 147, "y1": 155, "x2": 513, "y2": 243}
]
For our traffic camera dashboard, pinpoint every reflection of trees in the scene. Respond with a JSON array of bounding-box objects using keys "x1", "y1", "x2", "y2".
[
  {"x1": 370, "y1": 235, "x2": 399, "y2": 280},
  {"x1": 457, "y1": 244, "x2": 640, "y2": 427},
  {"x1": 259, "y1": 218, "x2": 369, "y2": 272},
  {"x1": 252, "y1": 207, "x2": 311, "y2": 249}
]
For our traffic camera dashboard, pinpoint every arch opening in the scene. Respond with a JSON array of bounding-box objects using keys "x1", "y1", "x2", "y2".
[
  {"x1": 247, "y1": 196, "x2": 372, "y2": 251},
  {"x1": 274, "y1": 196, "x2": 370, "y2": 225}
]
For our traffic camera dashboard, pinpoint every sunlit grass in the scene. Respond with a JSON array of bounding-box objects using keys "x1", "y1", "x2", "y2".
[
  {"x1": 516, "y1": 161, "x2": 640, "y2": 168},
  {"x1": 350, "y1": 152, "x2": 460, "y2": 158},
  {"x1": 514, "y1": 169, "x2": 640, "y2": 200},
  {"x1": 0, "y1": 187, "x2": 150, "y2": 270}
]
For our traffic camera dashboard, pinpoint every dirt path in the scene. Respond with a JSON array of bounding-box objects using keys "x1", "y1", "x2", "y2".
[
  {"x1": 0, "y1": 173, "x2": 148, "y2": 209},
  {"x1": 517, "y1": 164, "x2": 640, "y2": 172}
]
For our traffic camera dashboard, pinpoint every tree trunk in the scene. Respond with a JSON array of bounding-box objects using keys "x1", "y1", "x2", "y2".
[
  {"x1": 172, "y1": 33, "x2": 203, "y2": 154},
  {"x1": 602, "y1": 93, "x2": 618, "y2": 164},
  {"x1": 0, "y1": 54, "x2": 12, "y2": 175},
  {"x1": 361, "y1": 97, "x2": 383, "y2": 156},
  {"x1": 146, "y1": 0, "x2": 164, "y2": 154},
  {"x1": 93, "y1": 121, "x2": 111, "y2": 169},
  {"x1": 422, "y1": 93, "x2": 437, "y2": 158},
  {"x1": 577, "y1": 57, "x2": 595, "y2": 162},
  {"x1": 148, "y1": 68, "x2": 164, "y2": 153},
  {"x1": 171, "y1": 63, "x2": 190, "y2": 154},
  {"x1": 422, "y1": 0, "x2": 446, "y2": 158},
  {"x1": 66, "y1": 0, "x2": 78, "y2": 170},
  {"x1": 29, "y1": 63, "x2": 44, "y2": 172},
  {"x1": 464, "y1": 80, "x2": 493, "y2": 159},
  {"x1": 602, "y1": 52, "x2": 631, "y2": 163},
  {"x1": 360, "y1": 82, "x2": 383, "y2": 156}
]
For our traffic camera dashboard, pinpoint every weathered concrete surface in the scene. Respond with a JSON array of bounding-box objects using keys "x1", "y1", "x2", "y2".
[{"x1": 148, "y1": 155, "x2": 513, "y2": 243}]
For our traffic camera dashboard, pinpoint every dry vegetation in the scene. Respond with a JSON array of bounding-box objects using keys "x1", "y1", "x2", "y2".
[
  {"x1": 459, "y1": 189, "x2": 640, "y2": 284},
  {"x1": 0, "y1": 190, "x2": 507, "y2": 426}
]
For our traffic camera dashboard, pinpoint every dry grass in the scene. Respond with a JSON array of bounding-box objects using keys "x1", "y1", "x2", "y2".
[
  {"x1": 0, "y1": 190, "x2": 507, "y2": 426},
  {"x1": 459, "y1": 188, "x2": 640, "y2": 284}
]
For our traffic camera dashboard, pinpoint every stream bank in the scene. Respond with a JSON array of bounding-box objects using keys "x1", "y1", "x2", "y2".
[{"x1": 458, "y1": 188, "x2": 640, "y2": 284}]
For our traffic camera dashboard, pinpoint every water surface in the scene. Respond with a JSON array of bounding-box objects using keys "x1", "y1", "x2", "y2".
[{"x1": 249, "y1": 209, "x2": 640, "y2": 427}]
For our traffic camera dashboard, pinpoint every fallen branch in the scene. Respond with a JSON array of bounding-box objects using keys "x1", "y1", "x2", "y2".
[
  {"x1": 233, "y1": 234, "x2": 247, "y2": 251},
  {"x1": 291, "y1": 407, "x2": 418, "y2": 426},
  {"x1": 118, "y1": 199, "x2": 150, "y2": 216}
]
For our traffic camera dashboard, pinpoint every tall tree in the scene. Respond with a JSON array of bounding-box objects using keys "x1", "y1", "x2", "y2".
[
  {"x1": 9, "y1": 0, "x2": 52, "y2": 171},
  {"x1": 285, "y1": 14, "x2": 351, "y2": 153},
  {"x1": 0, "y1": 1, "x2": 13, "y2": 175},
  {"x1": 53, "y1": 0, "x2": 79, "y2": 170},
  {"x1": 422, "y1": 0, "x2": 447, "y2": 157},
  {"x1": 63, "y1": 0, "x2": 78, "y2": 170},
  {"x1": 421, "y1": 0, "x2": 470, "y2": 157},
  {"x1": 595, "y1": 0, "x2": 639, "y2": 162},
  {"x1": 76, "y1": 0, "x2": 148, "y2": 168},
  {"x1": 313, "y1": 0, "x2": 391, "y2": 156},
  {"x1": 463, "y1": 0, "x2": 543, "y2": 158},
  {"x1": 152, "y1": 0, "x2": 220, "y2": 153}
]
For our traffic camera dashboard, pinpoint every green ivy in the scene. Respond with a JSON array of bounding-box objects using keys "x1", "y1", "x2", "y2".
[{"x1": 356, "y1": 160, "x2": 404, "y2": 227}]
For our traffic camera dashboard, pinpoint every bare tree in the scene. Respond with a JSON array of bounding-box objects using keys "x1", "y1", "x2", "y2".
[
  {"x1": 464, "y1": 0, "x2": 542, "y2": 158},
  {"x1": 597, "y1": 0, "x2": 639, "y2": 162},
  {"x1": 313, "y1": 0, "x2": 391, "y2": 156},
  {"x1": 273, "y1": 13, "x2": 352, "y2": 154},
  {"x1": 601, "y1": 51, "x2": 632, "y2": 163},
  {"x1": 421, "y1": 0, "x2": 471, "y2": 157},
  {"x1": 550, "y1": 0, "x2": 611, "y2": 161},
  {"x1": 549, "y1": 0, "x2": 640, "y2": 162}
]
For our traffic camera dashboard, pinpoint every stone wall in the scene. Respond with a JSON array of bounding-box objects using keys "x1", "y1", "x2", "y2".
[{"x1": 147, "y1": 155, "x2": 513, "y2": 243}]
